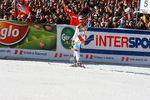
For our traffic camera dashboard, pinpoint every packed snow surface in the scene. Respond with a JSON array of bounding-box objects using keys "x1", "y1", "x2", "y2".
[{"x1": 0, "y1": 59, "x2": 150, "y2": 100}]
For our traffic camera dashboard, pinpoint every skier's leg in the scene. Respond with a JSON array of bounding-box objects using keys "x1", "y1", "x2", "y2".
[
  {"x1": 70, "y1": 44, "x2": 79, "y2": 67},
  {"x1": 74, "y1": 43, "x2": 81, "y2": 67},
  {"x1": 73, "y1": 56, "x2": 77, "y2": 65},
  {"x1": 73, "y1": 52, "x2": 77, "y2": 66},
  {"x1": 75, "y1": 51, "x2": 80, "y2": 62},
  {"x1": 70, "y1": 51, "x2": 77, "y2": 67},
  {"x1": 72, "y1": 51, "x2": 84, "y2": 67},
  {"x1": 71, "y1": 43, "x2": 85, "y2": 68},
  {"x1": 75, "y1": 45, "x2": 85, "y2": 68},
  {"x1": 76, "y1": 51, "x2": 82, "y2": 66}
]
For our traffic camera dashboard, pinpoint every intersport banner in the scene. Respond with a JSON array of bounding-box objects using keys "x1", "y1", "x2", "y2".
[{"x1": 57, "y1": 25, "x2": 150, "y2": 65}]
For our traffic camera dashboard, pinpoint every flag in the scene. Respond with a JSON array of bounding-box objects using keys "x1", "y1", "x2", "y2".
[
  {"x1": 125, "y1": 0, "x2": 133, "y2": 4},
  {"x1": 15, "y1": 0, "x2": 32, "y2": 16},
  {"x1": 125, "y1": 7, "x2": 134, "y2": 20},
  {"x1": 125, "y1": 12, "x2": 133, "y2": 20}
]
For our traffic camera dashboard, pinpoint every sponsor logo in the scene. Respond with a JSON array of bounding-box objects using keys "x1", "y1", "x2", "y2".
[
  {"x1": 81, "y1": 34, "x2": 150, "y2": 56},
  {"x1": 0, "y1": 21, "x2": 29, "y2": 45},
  {"x1": 121, "y1": 56, "x2": 148, "y2": 62},
  {"x1": 84, "y1": 35, "x2": 94, "y2": 45},
  {"x1": 95, "y1": 35, "x2": 150, "y2": 49},
  {"x1": 0, "y1": 49, "x2": 11, "y2": 53},
  {"x1": 13, "y1": 49, "x2": 47, "y2": 56},
  {"x1": 61, "y1": 27, "x2": 75, "y2": 49}
]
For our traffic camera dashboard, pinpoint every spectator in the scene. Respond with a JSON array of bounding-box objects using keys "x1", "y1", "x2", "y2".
[
  {"x1": 55, "y1": 14, "x2": 65, "y2": 24},
  {"x1": 0, "y1": 4, "x2": 4, "y2": 19},
  {"x1": 87, "y1": 17, "x2": 94, "y2": 27},
  {"x1": 136, "y1": 20, "x2": 147, "y2": 30},
  {"x1": 0, "y1": 0, "x2": 149, "y2": 30},
  {"x1": 126, "y1": 21, "x2": 135, "y2": 29},
  {"x1": 147, "y1": 22, "x2": 150, "y2": 30},
  {"x1": 39, "y1": 15, "x2": 47, "y2": 23},
  {"x1": 112, "y1": 21, "x2": 118, "y2": 28}
]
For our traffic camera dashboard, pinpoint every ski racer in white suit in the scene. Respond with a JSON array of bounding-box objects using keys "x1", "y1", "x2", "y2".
[{"x1": 71, "y1": 15, "x2": 88, "y2": 67}]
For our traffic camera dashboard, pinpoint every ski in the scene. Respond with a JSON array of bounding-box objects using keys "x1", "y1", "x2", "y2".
[{"x1": 69, "y1": 63, "x2": 86, "y2": 68}]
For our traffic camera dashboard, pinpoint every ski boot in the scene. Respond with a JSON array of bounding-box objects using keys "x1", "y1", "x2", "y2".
[
  {"x1": 70, "y1": 57, "x2": 77, "y2": 67},
  {"x1": 76, "y1": 61, "x2": 85, "y2": 68}
]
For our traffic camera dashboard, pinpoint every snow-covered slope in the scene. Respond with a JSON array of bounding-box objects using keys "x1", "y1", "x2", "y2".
[{"x1": 0, "y1": 59, "x2": 150, "y2": 100}]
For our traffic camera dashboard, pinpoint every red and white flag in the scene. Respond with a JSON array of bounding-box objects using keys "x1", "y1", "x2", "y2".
[
  {"x1": 14, "y1": 0, "x2": 32, "y2": 16},
  {"x1": 125, "y1": 7, "x2": 134, "y2": 20},
  {"x1": 125, "y1": 12, "x2": 133, "y2": 20}
]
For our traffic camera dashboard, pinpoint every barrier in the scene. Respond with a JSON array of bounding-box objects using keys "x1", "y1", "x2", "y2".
[
  {"x1": 57, "y1": 25, "x2": 150, "y2": 65},
  {"x1": 0, "y1": 20, "x2": 150, "y2": 66}
]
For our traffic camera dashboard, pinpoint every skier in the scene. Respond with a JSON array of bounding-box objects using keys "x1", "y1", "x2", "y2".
[{"x1": 70, "y1": 15, "x2": 88, "y2": 68}]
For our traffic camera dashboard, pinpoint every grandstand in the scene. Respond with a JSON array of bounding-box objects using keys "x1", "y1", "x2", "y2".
[{"x1": 0, "y1": 0, "x2": 149, "y2": 30}]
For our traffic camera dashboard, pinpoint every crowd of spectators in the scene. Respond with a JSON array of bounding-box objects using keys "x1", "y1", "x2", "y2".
[{"x1": 0, "y1": 0, "x2": 150, "y2": 30}]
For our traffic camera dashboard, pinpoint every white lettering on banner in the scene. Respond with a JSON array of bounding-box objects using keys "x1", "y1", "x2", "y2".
[
  {"x1": 61, "y1": 34, "x2": 71, "y2": 41},
  {"x1": 0, "y1": 25, "x2": 20, "y2": 40}
]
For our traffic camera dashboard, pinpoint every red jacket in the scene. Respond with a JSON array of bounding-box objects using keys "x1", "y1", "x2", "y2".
[{"x1": 64, "y1": 6, "x2": 79, "y2": 26}]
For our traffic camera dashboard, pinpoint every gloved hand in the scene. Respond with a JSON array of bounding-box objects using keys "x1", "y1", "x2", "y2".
[{"x1": 71, "y1": 40, "x2": 75, "y2": 46}]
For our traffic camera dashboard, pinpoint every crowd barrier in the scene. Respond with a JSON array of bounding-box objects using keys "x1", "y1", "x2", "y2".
[{"x1": 0, "y1": 20, "x2": 150, "y2": 66}]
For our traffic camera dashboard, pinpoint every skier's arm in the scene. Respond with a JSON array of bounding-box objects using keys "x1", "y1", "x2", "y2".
[{"x1": 64, "y1": 6, "x2": 77, "y2": 17}]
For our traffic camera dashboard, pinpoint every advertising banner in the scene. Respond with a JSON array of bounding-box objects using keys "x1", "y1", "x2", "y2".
[
  {"x1": 81, "y1": 28, "x2": 150, "y2": 55},
  {"x1": 55, "y1": 25, "x2": 75, "y2": 61},
  {"x1": 57, "y1": 25, "x2": 150, "y2": 65},
  {"x1": 56, "y1": 25, "x2": 75, "y2": 53},
  {"x1": 81, "y1": 28, "x2": 150, "y2": 65},
  {"x1": 139, "y1": 0, "x2": 150, "y2": 14},
  {"x1": 0, "y1": 20, "x2": 57, "y2": 59},
  {"x1": 1, "y1": 21, "x2": 150, "y2": 65},
  {"x1": 0, "y1": 21, "x2": 57, "y2": 50}
]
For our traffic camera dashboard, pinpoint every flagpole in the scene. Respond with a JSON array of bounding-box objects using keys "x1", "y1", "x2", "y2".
[
  {"x1": 136, "y1": 0, "x2": 140, "y2": 28},
  {"x1": 14, "y1": 0, "x2": 17, "y2": 20}
]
